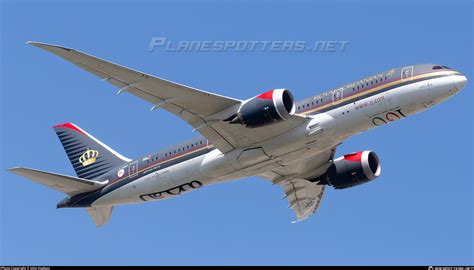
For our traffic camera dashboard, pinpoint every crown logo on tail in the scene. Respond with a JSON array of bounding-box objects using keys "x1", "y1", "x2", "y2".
[{"x1": 79, "y1": 149, "x2": 99, "y2": 167}]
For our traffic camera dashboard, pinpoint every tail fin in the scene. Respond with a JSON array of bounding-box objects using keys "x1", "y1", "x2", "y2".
[{"x1": 53, "y1": 123, "x2": 130, "y2": 179}]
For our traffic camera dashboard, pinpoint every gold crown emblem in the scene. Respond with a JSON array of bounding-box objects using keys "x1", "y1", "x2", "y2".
[{"x1": 79, "y1": 149, "x2": 99, "y2": 167}]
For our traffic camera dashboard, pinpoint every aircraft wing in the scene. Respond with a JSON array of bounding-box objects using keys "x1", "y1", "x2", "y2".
[
  {"x1": 259, "y1": 147, "x2": 337, "y2": 222},
  {"x1": 28, "y1": 42, "x2": 306, "y2": 153}
]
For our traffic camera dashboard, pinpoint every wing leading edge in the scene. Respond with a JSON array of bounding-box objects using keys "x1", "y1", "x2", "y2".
[
  {"x1": 28, "y1": 41, "x2": 307, "y2": 153},
  {"x1": 27, "y1": 41, "x2": 241, "y2": 152}
]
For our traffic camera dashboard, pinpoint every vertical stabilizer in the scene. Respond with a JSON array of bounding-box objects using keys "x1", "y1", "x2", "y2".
[{"x1": 53, "y1": 123, "x2": 130, "y2": 179}]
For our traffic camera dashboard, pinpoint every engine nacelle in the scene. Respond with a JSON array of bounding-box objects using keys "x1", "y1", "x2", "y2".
[
  {"x1": 227, "y1": 89, "x2": 296, "y2": 128},
  {"x1": 318, "y1": 150, "x2": 382, "y2": 189}
]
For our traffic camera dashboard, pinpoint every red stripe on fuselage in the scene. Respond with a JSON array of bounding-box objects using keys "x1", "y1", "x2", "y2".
[
  {"x1": 297, "y1": 69, "x2": 448, "y2": 114},
  {"x1": 297, "y1": 76, "x2": 399, "y2": 114},
  {"x1": 107, "y1": 143, "x2": 210, "y2": 187}
]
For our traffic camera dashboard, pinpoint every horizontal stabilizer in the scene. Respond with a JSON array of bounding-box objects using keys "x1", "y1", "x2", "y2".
[
  {"x1": 9, "y1": 167, "x2": 107, "y2": 196},
  {"x1": 86, "y1": 206, "x2": 113, "y2": 227}
]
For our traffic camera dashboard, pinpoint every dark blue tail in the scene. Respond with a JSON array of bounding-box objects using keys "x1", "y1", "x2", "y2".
[{"x1": 53, "y1": 123, "x2": 130, "y2": 179}]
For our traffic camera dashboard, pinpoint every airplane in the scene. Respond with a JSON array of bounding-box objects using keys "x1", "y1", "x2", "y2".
[{"x1": 9, "y1": 41, "x2": 467, "y2": 227}]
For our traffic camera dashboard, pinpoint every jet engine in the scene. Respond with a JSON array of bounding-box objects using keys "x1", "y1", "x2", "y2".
[
  {"x1": 226, "y1": 89, "x2": 296, "y2": 128},
  {"x1": 316, "y1": 150, "x2": 382, "y2": 189}
]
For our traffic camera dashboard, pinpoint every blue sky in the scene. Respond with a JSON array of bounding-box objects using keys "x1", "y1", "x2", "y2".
[{"x1": 1, "y1": 0, "x2": 472, "y2": 266}]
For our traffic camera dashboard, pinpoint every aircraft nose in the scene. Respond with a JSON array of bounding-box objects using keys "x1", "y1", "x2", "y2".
[{"x1": 453, "y1": 74, "x2": 468, "y2": 91}]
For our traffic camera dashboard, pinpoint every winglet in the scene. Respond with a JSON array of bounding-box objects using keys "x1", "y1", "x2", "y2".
[{"x1": 26, "y1": 41, "x2": 75, "y2": 57}]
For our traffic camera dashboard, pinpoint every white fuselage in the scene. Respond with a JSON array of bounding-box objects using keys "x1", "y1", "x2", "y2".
[{"x1": 91, "y1": 70, "x2": 466, "y2": 207}]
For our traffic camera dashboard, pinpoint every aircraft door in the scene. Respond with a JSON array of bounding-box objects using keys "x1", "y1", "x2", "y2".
[
  {"x1": 401, "y1": 66, "x2": 414, "y2": 81},
  {"x1": 129, "y1": 160, "x2": 138, "y2": 178},
  {"x1": 332, "y1": 88, "x2": 343, "y2": 104}
]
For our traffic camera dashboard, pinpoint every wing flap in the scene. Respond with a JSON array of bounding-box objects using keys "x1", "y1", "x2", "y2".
[{"x1": 9, "y1": 167, "x2": 106, "y2": 196}]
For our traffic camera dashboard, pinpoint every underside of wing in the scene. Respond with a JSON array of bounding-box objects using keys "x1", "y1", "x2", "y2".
[
  {"x1": 199, "y1": 114, "x2": 308, "y2": 150},
  {"x1": 259, "y1": 146, "x2": 338, "y2": 222},
  {"x1": 282, "y1": 178, "x2": 326, "y2": 222}
]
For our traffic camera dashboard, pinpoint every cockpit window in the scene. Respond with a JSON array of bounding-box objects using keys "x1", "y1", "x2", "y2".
[{"x1": 432, "y1": 66, "x2": 444, "y2": 70}]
